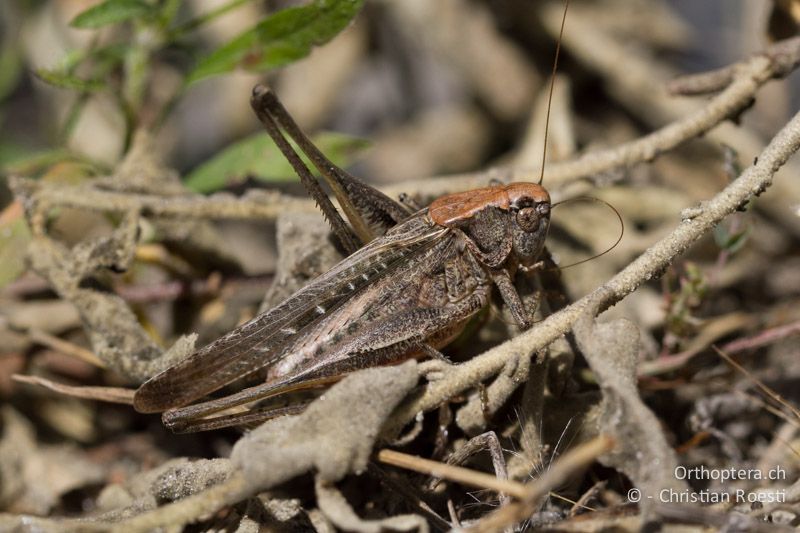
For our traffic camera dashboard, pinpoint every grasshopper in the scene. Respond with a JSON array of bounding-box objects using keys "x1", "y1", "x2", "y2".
[{"x1": 133, "y1": 87, "x2": 553, "y2": 433}]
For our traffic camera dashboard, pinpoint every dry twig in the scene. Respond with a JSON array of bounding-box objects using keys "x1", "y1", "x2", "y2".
[
  {"x1": 11, "y1": 375, "x2": 134, "y2": 404},
  {"x1": 377, "y1": 448, "x2": 527, "y2": 500},
  {"x1": 464, "y1": 435, "x2": 615, "y2": 532}
]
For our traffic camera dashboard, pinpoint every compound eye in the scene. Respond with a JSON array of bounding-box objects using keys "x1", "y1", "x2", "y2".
[
  {"x1": 516, "y1": 206, "x2": 539, "y2": 232},
  {"x1": 537, "y1": 203, "x2": 550, "y2": 216}
]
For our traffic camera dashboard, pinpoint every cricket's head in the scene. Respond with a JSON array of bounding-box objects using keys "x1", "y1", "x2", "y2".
[
  {"x1": 506, "y1": 183, "x2": 551, "y2": 266},
  {"x1": 429, "y1": 182, "x2": 551, "y2": 267}
]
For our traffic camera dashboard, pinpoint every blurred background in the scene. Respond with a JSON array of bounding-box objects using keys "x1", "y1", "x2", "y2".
[
  {"x1": 1, "y1": 0, "x2": 800, "y2": 525},
  {"x1": 2, "y1": 0, "x2": 798, "y2": 183}
]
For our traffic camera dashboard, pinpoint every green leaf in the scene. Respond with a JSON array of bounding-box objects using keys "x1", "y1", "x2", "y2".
[
  {"x1": 184, "y1": 131, "x2": 369, "y2": 193},
  {"x1": 713, "y1": 223, "x2": 750, "y2": 254},
  {"x1": 1, "y1": 147, "x2": 100, "y2": 178},
  {"x1": 0, "y1": 202, "x2": 32, "y2": 289},
  {"x1": 188, "y1": 0, "x2": 364, "y2": 83},
  {"x1": 35, "y1": 68, "x2": 105, "y2": 92},
  {"x1": 71, "y1": 0, "x2": 152, "y2": 29},
  {"x1": 0, "y1": 142, "x2": 37, "y2": 171},
  {"x1": 0, "y1": 35, "x2": 22, "y2": 102}
]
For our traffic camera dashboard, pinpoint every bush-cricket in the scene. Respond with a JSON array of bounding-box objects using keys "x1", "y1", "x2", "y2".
[{"x1": 133, "y1": 5, "x2": 571, "y2": 434}]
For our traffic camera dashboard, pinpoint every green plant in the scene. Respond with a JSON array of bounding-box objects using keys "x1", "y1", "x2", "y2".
[{"x1": 0, "y1": 0, "x2": 368, "y2": 289}]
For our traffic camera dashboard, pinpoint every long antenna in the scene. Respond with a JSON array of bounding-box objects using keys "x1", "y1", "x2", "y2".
[
  {"x1": 549, "y1": 196, "x2": 625, "y2": 270},
  {"x1": 538, "y1": 0, "x2": 570, "y2": 185}
]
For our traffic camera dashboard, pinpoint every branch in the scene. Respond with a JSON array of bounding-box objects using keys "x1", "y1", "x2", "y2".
[
  {"x1": 9, "y1": 178, "x2": 315, "y2": 231},
  {"x1": 383, "y1": 36, "x2": 800, "y2": 199},
  {"x1": 667, "y1": 36, "x2": 800, "y2": 95}
]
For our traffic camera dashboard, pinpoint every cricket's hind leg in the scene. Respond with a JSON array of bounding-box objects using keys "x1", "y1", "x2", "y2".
[
  {"x1": 161, "y1": 373, "x2": 340, "y2": 433},
  {"x1": 251, "y1": 86, "x2": 410, "y2": 245}
]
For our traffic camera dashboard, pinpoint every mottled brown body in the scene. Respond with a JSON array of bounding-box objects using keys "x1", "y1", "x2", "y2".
[{"x1": 133, "y1": 87, "x2": 552, "y2": 432}]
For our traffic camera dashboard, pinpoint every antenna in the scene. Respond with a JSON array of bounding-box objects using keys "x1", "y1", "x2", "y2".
[
  {"x1": 549, "y1": 196, "x2": 625, "y2": 270},
  {"x1": 539, "y1": 0, "x2": 570, "y2": 185}
]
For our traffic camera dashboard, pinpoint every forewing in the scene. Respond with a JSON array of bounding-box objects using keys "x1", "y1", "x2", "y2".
[{"x1": 133, "y1": 213, "x2": 445, "y2": 413}]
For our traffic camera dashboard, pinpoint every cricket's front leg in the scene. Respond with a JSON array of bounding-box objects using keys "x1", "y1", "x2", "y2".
[{"x1": 490, "y1": 268, "x2": 536, "y2": 329}]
